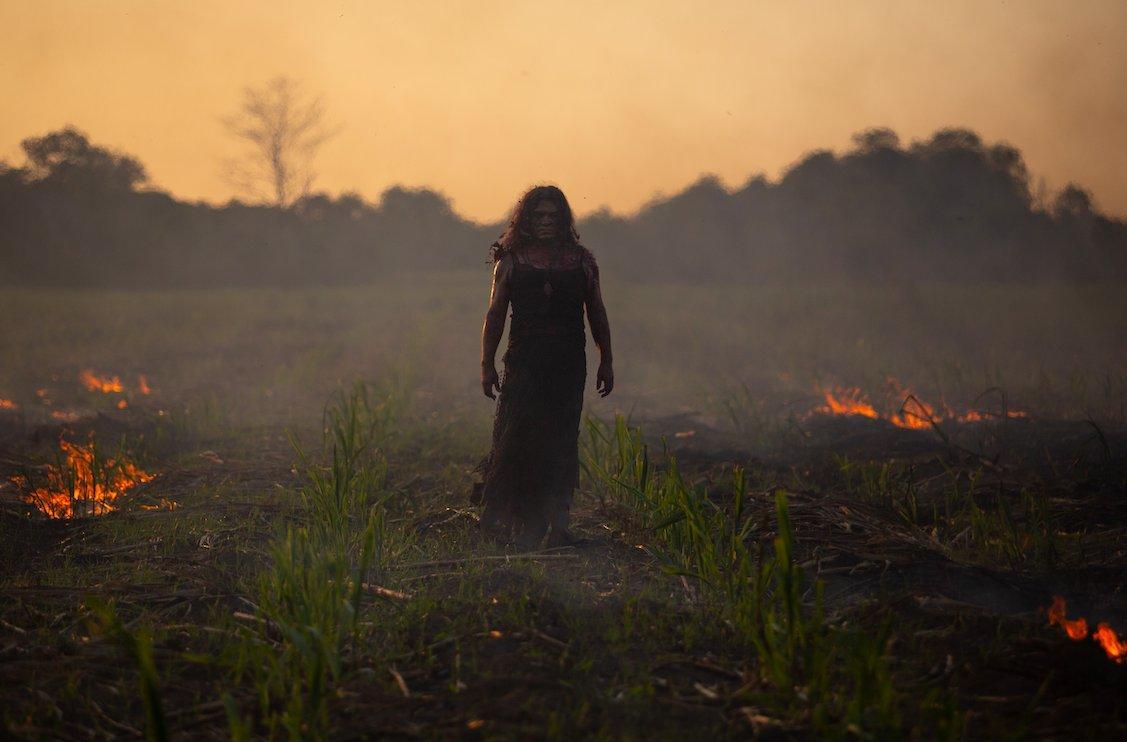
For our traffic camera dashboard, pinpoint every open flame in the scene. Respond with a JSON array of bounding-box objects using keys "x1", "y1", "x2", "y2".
[
  {"x1": 888, "y1": 396, "x2": 938, "y2": 430},
  {"x1": 19, "y1": 437, "x2": 154, "y2": 519},
  {"x1": 79, "y1": 369, "x2": 124, "y2": 394},
  {"x1": 1047, "y1": 595, "x2": 1088, "y2": 639},
  {"x1": 815, "y1": 387, "x2": 879, "y2": 419},
  {"x1": 1092, "y1": 624, "x2": 1127, "y2": 664},
  {"x1": 1047, "y1": 596, "x2": 1126, "y2": 664},
  {"x1": 809, "y1": 378, "x2": 1028, "y2": 430},
  {"x1": 1, "y1": 373, "x2": 155, "y2": 424},
  {"x1": 77, "y1": 369, "x2": 153, "y2": 403}
]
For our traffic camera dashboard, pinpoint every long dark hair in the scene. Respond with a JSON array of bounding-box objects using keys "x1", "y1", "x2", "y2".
[{"x1": 490, "y1": 185, "x2": 582, "y2": 262}]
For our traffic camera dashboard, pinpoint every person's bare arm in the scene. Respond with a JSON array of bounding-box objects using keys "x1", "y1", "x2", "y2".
[
  {"x1": 582, "y1": 250, "x2": 614, "y2": 397},
  {"x1": 481, "y1": 255, "x2": 513, "y2": 399}
]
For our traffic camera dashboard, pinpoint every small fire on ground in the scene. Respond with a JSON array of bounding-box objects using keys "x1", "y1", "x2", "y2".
[
  {"x1": 79, "y1": 369, "x2": 152, "y2": 397},
  {"x1": 1047, "y1": 596, "x2": 1127, "y2": 665},
  {"x1": 1, "y1": 371, "x2": 155, "y2": 421},
  {"x1": 78, "y1": 369, "x2": 124, "y2": 393},
  {"x1": 808, "y1": 378, "x2": 1028, "y2": 430},
  {"x1": 16, "y1": 437, "x2": 154, "y2": 519}
]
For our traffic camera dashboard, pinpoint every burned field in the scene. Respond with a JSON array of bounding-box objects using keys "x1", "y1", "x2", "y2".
[{"x1": 1, "y1": 282, "x2": 1125, "y2": 738}]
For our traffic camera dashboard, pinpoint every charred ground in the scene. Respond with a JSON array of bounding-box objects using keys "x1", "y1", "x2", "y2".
[{"x1": 1, "y1": 280, "x2": 1125, "y2": 738}]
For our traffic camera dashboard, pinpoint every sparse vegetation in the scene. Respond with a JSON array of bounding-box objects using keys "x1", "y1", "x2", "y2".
[
  {"x1": 1, "y1": 282, "x2": 1124, "y2": 738},
  {"x1": 233, "y1": 383, "x2": 408, "y2": 737}
]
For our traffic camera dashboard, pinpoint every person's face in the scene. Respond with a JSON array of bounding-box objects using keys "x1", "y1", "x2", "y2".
[{"x1": 530, "y1": 199, "x2": 562, "y2": 242}]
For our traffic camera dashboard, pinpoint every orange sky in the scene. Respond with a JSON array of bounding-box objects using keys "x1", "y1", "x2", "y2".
[{"x1": 3, "y1": 0, "x2": 1125, "y2": 222}]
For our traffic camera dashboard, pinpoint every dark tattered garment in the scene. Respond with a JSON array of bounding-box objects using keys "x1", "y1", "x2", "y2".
[{"x1": 475, "y1": 253, "x2": 587, "y2": 542}]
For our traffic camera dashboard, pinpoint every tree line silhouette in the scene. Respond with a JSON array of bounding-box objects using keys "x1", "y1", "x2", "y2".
[{"x1": 1, "y1": 126, "x2": 1123, "y2": 287}]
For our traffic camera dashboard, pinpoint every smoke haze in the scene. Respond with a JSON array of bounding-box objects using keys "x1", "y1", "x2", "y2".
[{"x1": 2, "y1": 125, "x2": 1123, "y2": 287}]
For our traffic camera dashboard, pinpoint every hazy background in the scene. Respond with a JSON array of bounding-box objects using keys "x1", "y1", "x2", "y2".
[
  {"x1": 3, "y1": 0, "x2": 1127, "y2": 221},
  {"x1": 1, "y1": 0, "x2": 1125, "y2": 434}
]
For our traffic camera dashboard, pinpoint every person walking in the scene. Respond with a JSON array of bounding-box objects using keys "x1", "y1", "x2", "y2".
[{"x1": 475, "y1": 185, "x2": 614, "y2": 547}]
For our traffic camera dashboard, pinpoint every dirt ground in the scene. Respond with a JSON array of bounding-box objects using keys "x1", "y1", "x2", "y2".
[
  {"x1": 1, "y1": 400, "x2": 1124, "y2": 739},
  {"x1": 1, "y1": 282, "x2": 1125, "y2": 737}
]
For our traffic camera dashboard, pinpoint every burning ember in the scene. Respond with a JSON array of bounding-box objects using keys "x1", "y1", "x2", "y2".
[
  {"x1": 0, "y1": 398, "x2": 17, "y2": 411},
  {"x1": 808, "y1": 378, "x2": 1028, "y2": 430},
  {"x1": 79, "y1": 369, "x2": 124, "y2": 393},
  {"x1": 1047, "y1": 596, "x2": 1126, "y2": 664},
  {"x1": 18, "y1": 436, "x2": 154, "y2": 519},
  {"x1": 139, "y1": 498, "x2": 179, "y2": 511},
  {"x1": 138, "y1": 374, "x2": 152, "y2": 395}
]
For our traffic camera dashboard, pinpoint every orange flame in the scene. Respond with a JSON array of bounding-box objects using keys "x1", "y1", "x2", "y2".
[
  {"x1": 117, "y1": 399, "x2": 128, "y2": 410},
  {"x1": 956, "y1": 409, "x2": 1028, "y2": 423},
  {"x1": 79, "y1": 369, "x2": 124, "y2": 394},
  {"x1": 1046, "y1": 596, "x2": 1125, "y2": 664},
  {"x1": 21, "y1": 438, "x2": 154, "y2": 519},
  {"x1": 0, "y1": 398, "x2": 16, "y2": 411},
  {"x1": 810, "y1": 379, "x2": 1031, "y2": 430},
  {"x1": 138, "y1": 375, "x2": 152, "y2": 395},
  {"x1": 889, "y1": 397, "x2": 939, "y2": 429},
  {"x1": 816, "y1": 387, "x2": 879, "y2": 419},
  {"x1": 1093, "y1": 623, "x2": 1127, "y2": 664},
  {"x1": 884, "y1": 378, "x2": 944, "y2": 430},
  {"x1": 1047, "y1": 595, "x2": 1089, "y2": 639}
]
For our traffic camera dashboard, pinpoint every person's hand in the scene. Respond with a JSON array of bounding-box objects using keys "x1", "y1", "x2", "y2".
[
  {"x1": 482, "y1": 364, "x2": 502, "y2": 399},
  {"x1": 596, "y1": 361, "x2": 614, "y2": 397}
]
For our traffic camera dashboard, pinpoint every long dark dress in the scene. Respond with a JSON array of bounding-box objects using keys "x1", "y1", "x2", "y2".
[{"x1": 476, "y1": 249, "x2": 587, "y2": 542}]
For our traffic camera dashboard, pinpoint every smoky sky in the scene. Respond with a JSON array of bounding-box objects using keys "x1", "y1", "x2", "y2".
[{"x1": 2, "y1": 0, "x2": 1125, "y2": 221}]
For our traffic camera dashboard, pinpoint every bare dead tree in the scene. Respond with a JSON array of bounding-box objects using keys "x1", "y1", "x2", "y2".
[{"x1": 222, "y1": 77, "x2": 336, "y2": 207}]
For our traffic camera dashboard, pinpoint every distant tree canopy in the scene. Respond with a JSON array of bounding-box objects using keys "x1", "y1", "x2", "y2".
[
  {"x1": 0, "y1": 125, "x2": 1124, "y2": 287},
  {"x1": 20, "y1": 127, "x2": 147, "y2": 192},
  {"x1": 582, "y1": 126, "x2": 1126, "y2": 283}
]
